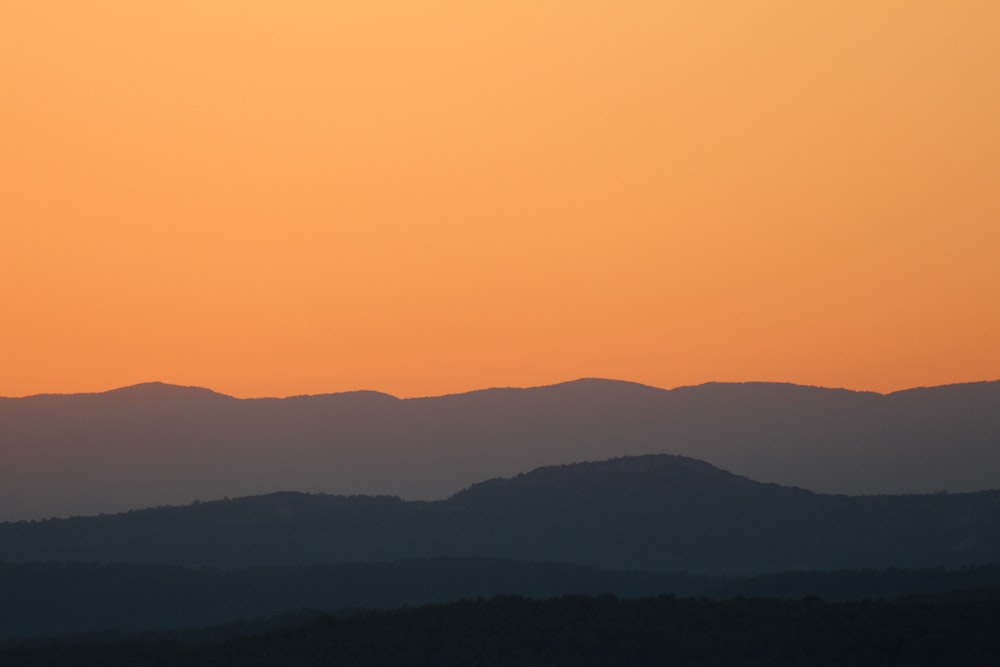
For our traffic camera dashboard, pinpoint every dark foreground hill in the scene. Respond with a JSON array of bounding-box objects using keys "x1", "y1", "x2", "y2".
[
  {"x1": 5, "y1": 593, "x2": 1000, "y2": 667},
  {"x1": 4, "y1": 559, "x2": 1000, "y2": 640},
  {"x1": 2, "y1": 378, "x2": 999, "y2": 520},
  {"x1": 3, "y1": 455, "x2": 1000, "y2": 573}
]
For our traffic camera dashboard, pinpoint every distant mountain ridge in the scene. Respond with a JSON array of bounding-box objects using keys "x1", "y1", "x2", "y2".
[
  {"x1": 2, "y1": 378, "x2": 999, "y2": 521},
  {"x1": 4, "y1": 454, "x2": 1000, "y2": 574},
  {"x1": 5, "y1": 559, "x2": 1000, "y2": 640}
]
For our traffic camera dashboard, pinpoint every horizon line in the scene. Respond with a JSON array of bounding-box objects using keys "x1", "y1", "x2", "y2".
[{"x1": 4, "y1": 376, "x2": 999, "y2": 402}]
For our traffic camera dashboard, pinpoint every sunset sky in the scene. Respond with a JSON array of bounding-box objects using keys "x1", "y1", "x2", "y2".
[{"x1": 2, "y1": 1, "x2": 998, "y2": 399}]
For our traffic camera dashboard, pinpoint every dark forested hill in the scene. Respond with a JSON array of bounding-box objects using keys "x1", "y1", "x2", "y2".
[
  {"x1": 4, "y1": 559, "x2": 1000, "y2": 640},
  {"x1": 5, "y1": 593, "x2": 1000, "y2": 667},
  {"x1": 3, "y1": 455, "x2": 1000, "y2": 573},
  {"x1": 2, "y1": 378, "x2": 999, "y2": 521}
]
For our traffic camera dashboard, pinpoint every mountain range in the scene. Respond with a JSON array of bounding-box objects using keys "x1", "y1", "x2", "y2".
[
  {"x1": 7, "y1": 559, "x2": 1000, "y2": 640},
  {"x1": 5, "y1": 451, "x2": 1000, "y2": 641},
  {"x1": 4, "y1": 455, "x2": 1000, "y2": 574},
  {"x1": 2, "y1": 378, "x2": 999, "y2": 521}
]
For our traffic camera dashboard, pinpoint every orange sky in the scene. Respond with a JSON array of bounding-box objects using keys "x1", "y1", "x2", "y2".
[{"x1": 2, "y1": 1, "x2": 998, "y2": 398}]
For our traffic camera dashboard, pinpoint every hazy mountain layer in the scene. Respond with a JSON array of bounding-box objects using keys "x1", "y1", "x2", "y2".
[
  {"x1": 3, "y1": 455, "x2": 1000, "y2": 573},
  {"x1": 4, "y1": 559, "x2": 1000, "y2": 640},
  {"x1": 2, "y1": 378, "x2": 999, "y2": 520}
]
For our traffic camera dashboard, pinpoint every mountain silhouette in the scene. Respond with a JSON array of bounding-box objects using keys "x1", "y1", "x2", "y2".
[
  {"x1": 3, "y1": 455, "x2": 999, "y2": 573},
  {"x1": 4, "y1": 559, "x2": 1000, "y2": 640},
  {"x1": 1, "y1": 378, "x2": 999, "y2": 520}
]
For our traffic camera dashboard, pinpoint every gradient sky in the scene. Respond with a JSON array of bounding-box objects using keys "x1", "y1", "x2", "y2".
[{"x1": 2, "y1": 1, "x2": 998, "y2": 399}]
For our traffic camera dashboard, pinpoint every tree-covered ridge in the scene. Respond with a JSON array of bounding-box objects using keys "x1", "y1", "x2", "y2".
[
  {"x1": 3, "y1": 560, "x2": 1000, "y2": 640},
  {"x1": 4, "y1": 592, "x2": 1000, "y2": 666}
]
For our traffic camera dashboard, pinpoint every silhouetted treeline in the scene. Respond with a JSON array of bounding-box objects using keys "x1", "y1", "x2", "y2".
[
  {"x1": 4, "y1": 592, "x2": 1000, "y2": 666},
  {"x1": 4, "y1": 559, "x2": 1000, "y2": 640}
]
